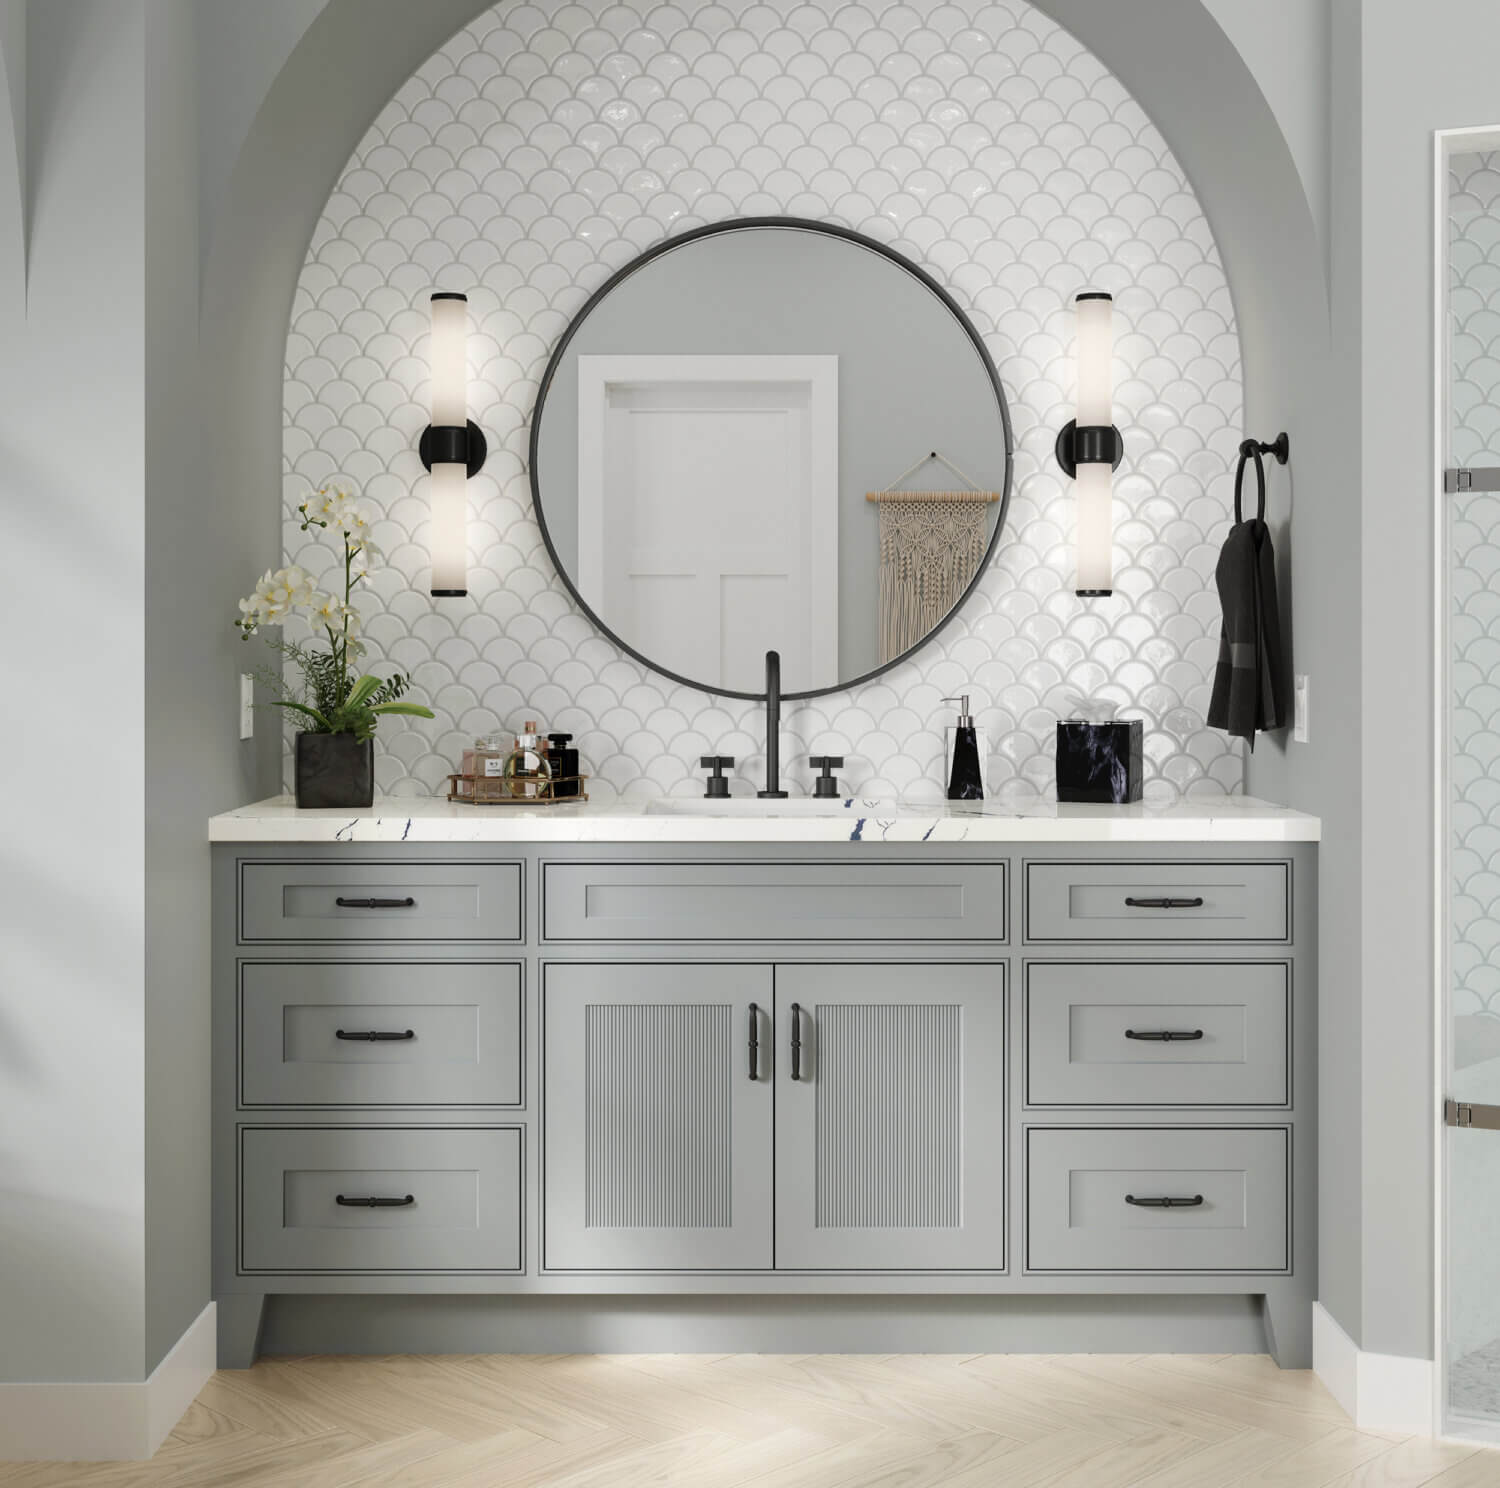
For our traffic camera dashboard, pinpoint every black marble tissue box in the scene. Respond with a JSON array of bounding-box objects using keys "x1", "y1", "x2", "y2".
[{"x1": 1056, "y1": 720, "x2": 1143, "y2": 804}]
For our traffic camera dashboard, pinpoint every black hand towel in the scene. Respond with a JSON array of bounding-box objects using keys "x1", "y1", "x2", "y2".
[{"x1": 1207, "y1": 441, "x2": 1288, "y2": 748}]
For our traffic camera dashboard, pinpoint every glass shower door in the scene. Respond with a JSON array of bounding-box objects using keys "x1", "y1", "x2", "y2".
[{"x1": 1445, "y1": 145, "x2": 1500, "y2": 1432}]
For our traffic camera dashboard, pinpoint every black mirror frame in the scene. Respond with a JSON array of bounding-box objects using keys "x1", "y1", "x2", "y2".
[{"x1": 526, "y1": 216, "x2": 1015, "y2": 702}]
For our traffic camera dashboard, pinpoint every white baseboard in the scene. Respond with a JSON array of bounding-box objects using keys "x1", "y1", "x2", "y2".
[
  {"x1": 0, "y1": 1301, "x2": 216, "y2": 1462},
  {"x1": 145, "y1": 1300, "x2": 218, "y2": 1455},
  {"x1": 1313, "y1": 1302, "x2": 1435, "y2": 1435}
]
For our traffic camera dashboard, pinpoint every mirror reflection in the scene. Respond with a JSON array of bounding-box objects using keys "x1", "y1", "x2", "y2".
[{"x1": 531, "y1": 221, "x2": 1011, "y2": 696}]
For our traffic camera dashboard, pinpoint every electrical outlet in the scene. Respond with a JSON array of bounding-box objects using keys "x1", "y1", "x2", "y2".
[
  {"x1": 239, "y1": 673, "x2": 255, "y2": 740},
  {"x1": 1293, "y1": 674, "x2": 1309, "y2": 743}
]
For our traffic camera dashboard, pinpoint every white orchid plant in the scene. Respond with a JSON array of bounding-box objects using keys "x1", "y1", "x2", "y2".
[{"x1": 236, "y1": 484, "x2": 434, "y2": 742}]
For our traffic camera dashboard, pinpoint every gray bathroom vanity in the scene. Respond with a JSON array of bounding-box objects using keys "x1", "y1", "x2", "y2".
[{"x1": 209, "y1": 796, "x2": 1318, "y2": 1368}]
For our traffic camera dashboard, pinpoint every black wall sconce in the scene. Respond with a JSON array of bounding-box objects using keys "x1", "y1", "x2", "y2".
[
  {"x1": 421, "y1": 291, "x2": 487, "y2": 598},
  {"x1": 1055, "y1": 290, "x2": 1124, "y2": 597}
]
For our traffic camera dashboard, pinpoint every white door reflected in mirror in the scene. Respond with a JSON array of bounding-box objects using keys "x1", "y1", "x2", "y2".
[{"x1": 578, "y1": 355, "x2": 839, "y2": 695}]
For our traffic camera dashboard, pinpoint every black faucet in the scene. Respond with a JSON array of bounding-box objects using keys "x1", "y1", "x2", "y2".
[{"x1": 757, "y1": 650, "x2": 788, "y2": 798}]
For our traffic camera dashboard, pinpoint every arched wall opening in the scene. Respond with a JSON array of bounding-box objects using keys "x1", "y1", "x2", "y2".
[{"x1": 201, "y1": 0, "x2": 1362, "y2": 1351}]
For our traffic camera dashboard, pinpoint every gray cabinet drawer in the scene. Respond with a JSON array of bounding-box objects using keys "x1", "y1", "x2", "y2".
[
  {"x1": 1026, "y1": 1126, "x2": 1288, "y2": 1272},
  {"x1": 1025, "y1": 962, "x2": 1289, "y2": 1107},
  {"x1": 543, "y1": 861, "x2": 1007, "y2": 942},
  {"x1": 239, "y1": 962, "x2": 522, "y2": 1108},
  {"x1": 1025, "y1": 862, "x2": 1288, "y2": 942},
  {"x1": 239, "y1": 1126, "x2": 522, "y2": 1273},
  {"x1": 240, "y1": 861, "x2": 522, "y2": 943}
]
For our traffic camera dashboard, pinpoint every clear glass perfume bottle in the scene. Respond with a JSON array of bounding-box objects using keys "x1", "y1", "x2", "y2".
[
  {"x1": 465, "y1": 734, "x2": 506, "y2": 779},
  {"x1": 502, "y1": 721, "x2": 553, "y2": 799}
]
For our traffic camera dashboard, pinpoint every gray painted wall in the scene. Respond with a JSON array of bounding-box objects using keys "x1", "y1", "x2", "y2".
[
  {"x1": 0, "y1": 0, "x2": 340, "y2": 1389},
  {"x1": 143, "y1": 0, "x2": 210, "y2": 1376},
  {"x1": 0, "y1": 0, "x2": 147, "y2": 1383},
  {"x1": 1201, "y1": 0, "x2": 1332, "y2": 282},
  {"x1": 1316, "y1": 0, "x2": 1367, "y2": 1353},
  {"x1": 192, "y1": 0, "x2": 324, "y2": 274}
]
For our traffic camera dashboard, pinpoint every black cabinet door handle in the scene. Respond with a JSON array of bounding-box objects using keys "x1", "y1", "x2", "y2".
[
  {"x1": 1123, "y1": 896, "x2": 1204, "y2": 909},
  {"x1": 748, "y1": 1002, "x2": 760, "y2": 1081},
  {"x1": 1124, "y1": 1029, "x2": 1204, "y2": 1042},
  {"x1": 1124, "y1": 1194, "x2": 1204, "y2": 1208},
  {"x1": 790, "y1": 1002, "x2": 802, "y2": 1081},
  {"x1": 334, "y1": 896, "x2": 416, "y2": 909},
  {"x1": 335, "y1": 1029, "x2": 416, "y2": 1042},
  {"x1": 335, "y1": 1194, "x2": 415, "y2": 1208}
]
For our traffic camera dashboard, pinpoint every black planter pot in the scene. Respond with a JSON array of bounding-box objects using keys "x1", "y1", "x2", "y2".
[{"x1": 295, "y1": 731, "x2": 374, "y2": 808}]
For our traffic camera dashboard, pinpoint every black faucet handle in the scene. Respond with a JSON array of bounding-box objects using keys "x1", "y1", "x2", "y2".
[
  {"x1": 809, "y1": 755, "x2": 844, "y2": 799},
  {"x1": 700, "y1": 756, "x2": 734, "y2": 799}
]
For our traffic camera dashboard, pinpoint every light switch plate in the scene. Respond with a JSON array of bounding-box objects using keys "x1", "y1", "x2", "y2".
[
  {"x1": 239, "y1": 673, "x2": 255, "y2": 740},
  {"x1": 1293, "y1": 674, "x2": 1309, "y2": 743}
]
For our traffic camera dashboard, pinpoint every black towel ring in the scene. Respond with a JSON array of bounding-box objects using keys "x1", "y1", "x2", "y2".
[{"x1": 1234, "y1": 433, "x2": 1289, "y2": 527}]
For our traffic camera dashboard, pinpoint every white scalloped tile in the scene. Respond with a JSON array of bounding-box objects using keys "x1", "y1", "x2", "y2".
[{"x1": 282, "y1": 0, "x2": 1245, "y2": 805}]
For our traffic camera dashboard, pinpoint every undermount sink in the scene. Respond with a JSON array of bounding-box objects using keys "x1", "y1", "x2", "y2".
[{"x1": 643, "y1": 796, "x2": 904, "y2": 818}]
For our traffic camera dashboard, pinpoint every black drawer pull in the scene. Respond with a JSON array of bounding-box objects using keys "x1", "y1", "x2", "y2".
[
  {"x1": 748, "y1": 1002, "x2": 760, "y2": 1081},
  {"x1": 1123, "y1": 896, "x2": 1205, "y2": 910},
  {"x1": 335, "y1": 1193, "x2": 415, "y2": 1208},
  {"x1": 790, "y1": 1002, "x2": 803, "y2": 1081},
  {"x1": 334, "y1": 896, "x2": 416, "y2": 909},
  {"x1": 1125, "y1": 1193, "x2": 1204, "y2": 1208},
  {"x1": 1124, "y1": 1029, "x2": 1204, "y2": 1042},
  {"x1": 335, "y1": 1029, "x2": 415, "y2": 1042}
]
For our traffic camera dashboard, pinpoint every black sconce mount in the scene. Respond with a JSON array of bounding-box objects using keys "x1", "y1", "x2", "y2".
[
  {"x1": 419, "y1": 420, "x2": 488, "y2": 478},
  {"x1": 1054, "y1": 420, "x2": 1124, "y2": 478}
]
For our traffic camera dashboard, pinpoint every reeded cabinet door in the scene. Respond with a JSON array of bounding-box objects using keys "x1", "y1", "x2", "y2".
[
  {"x1": 544, "y1": 962, "x2": 774, "y2": 1269},
  {"x1": 775, "y1": 964, "x2": 1006, "y2": 1269}
]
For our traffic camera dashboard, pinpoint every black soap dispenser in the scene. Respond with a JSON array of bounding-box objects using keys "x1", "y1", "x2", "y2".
[{"x1": 943, "y1": 694, "x2": 984, "y2": 801}]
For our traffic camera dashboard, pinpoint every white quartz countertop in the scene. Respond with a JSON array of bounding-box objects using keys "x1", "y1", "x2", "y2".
[{"x1": 208, "y1": 795, "x2": 1320, "y2": 843}]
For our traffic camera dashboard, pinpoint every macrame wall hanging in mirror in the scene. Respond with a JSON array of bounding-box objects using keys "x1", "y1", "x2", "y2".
[{"x1": 866, "y1": 452, "x2": 1002, "y2": 664}]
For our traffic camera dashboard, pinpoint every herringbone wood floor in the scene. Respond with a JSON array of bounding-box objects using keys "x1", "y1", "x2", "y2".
[{"x1": 0, "y1": 1353, "x2": 1494, "y2": 1487}]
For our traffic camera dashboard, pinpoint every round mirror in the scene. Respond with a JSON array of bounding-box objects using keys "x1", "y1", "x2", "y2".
[{"x1": 530, "y1": 218, "x2": 1013, "y2": 699}]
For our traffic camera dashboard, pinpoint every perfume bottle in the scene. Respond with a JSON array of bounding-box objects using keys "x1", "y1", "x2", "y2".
[
  {"x1": 546, "y1": 732, "x2": 580, "y2": 797},
  {"x1": 502, "y1": 721, "x2": 553, "y2": 800},
  {"x1": 464, "y1": 734, "x2": 506, "y2": 779}
]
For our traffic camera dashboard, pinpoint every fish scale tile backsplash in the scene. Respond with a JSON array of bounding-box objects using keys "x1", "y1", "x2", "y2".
[
  {"x1": 282, "y1": 0, "x2": 1245, "y2": 804},
  {"x1": 1449, "y1": 150, "x2": 1500, "y2": 1022}
]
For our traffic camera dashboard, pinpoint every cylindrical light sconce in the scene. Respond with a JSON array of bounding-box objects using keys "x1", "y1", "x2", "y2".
[
  {"x1": 420, "y1": 292, "x2": 487, "y2": 598},
  {"x1": 1054, "y1": 291, "x2": 1123, "y2": 598}
]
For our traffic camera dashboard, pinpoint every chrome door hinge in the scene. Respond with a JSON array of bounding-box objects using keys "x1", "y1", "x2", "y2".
[{"x1": 1445, "y1": 1097, "x2": 1500, "y2": 1129}]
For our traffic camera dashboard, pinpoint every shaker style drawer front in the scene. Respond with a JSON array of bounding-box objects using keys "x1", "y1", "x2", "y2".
[
  {"x1": 542, "y1": 862, "x2": 1007, "y2": 942},
  {"x1": 1026, "y1": 1127, "x2": 1289, "y2": 1273},
  {"x1": 240, "y1": 861, "x2": 522, "y2": 943},
  {"x1": 239, "y1": 1127, "x2": 522, "y2": 1273},
  {"x1": 239, "y1": 962, "x2": 522, "y2": 1108},
  {"x1": 1025, "y1": 962, "x2": 1289, "y2": 1107},
  {"x1": 1025, "y1": 862, "x2": 1288, "y2": 943}
]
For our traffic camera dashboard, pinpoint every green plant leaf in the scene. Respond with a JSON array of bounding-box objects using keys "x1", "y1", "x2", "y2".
[
  {"x1": 344, "y1": 673, "x2": 385, "y2": 710},
  {"x1": 368, "y1": 702, "x2": 437, "y2": 719},
  {"x1": 269, "y1": 699, "x2": 333, "y2": 731}
]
